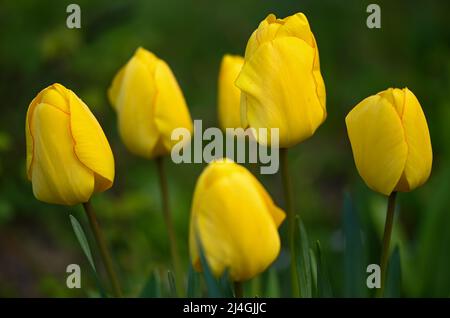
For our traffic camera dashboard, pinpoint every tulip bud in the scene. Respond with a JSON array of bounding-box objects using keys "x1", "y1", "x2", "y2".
[
  {"x1": 189, "y1": 159, "x2": 285, "y2": 282},
  {"x1": 25, "y1": 83, "x2": 115, "y2": 205},
  {"x1": 218, "y1": 54, "x2": 244, "y2": 130},
  {"x1": 235, "y1": 13, "x2": 326, "y2": 148},
  {"x1": 108, "y1": 47, "x2": 193, "y2": 158},
  {"x1": 345, "y1": 87, "x2": 432, "y2": 195}
]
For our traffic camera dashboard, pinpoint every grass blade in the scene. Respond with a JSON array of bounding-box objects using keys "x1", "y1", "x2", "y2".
[
  {"x1": 139, "y1": 270, "x2": 161, "y2": 298},
  {"x1": 219, "y1": 270, "x2": 234, "y2": 298},
  {"x1": 309, "y1": 248, "x2": 317, "y2": 296},
  {"x1": 343, "y1": 193, "x2": 367, "y2": 297},
  {"x1": 69, "y1": 214, "x2": 106, "y2": 297},
  {"x1": 384, "y1": 246, "x2": 401, "y2": 297},
  {"x1": 70, "y1": 214, "x2": 96, "y2": 272},
  {"x1": 296, "y1": 217, "x2": 312, "y2": 298},
  {"x1": 187, "y1": 265, "x2": 201, "y2": 297},
  {"x1": 315, "y1": 241, "x2": 333, "y2": 297},
  {"x1": 167, "y1": 270, "x2": 177, "y2": 297},
  {"x1": 265, "y1": 269, "x2": 281, "y2": 298}
]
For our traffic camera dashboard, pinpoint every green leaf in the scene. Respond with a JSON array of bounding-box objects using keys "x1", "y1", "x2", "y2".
[
  {"x1": 70, "y1": 214, "x2": 96, "y2": 272},
  {"x1": 384, "y1": 246, "x2": 401, "y2": 297},
  {"x1": 417, "y1": 167, "x2": 450, "y2": 296},
  {"x1": 167, "y1": 270, "x2": 177, "y2": 297},
  {"x1": 187, "y1": 265, "x2": 201, "y2": 297},
  {"x1": 194, "y1": 230, "x2": 234, "y2": 297},
  {"x1": 139, "y1": 270, "x2": 161, "y2": 298},
  {"x1": 309, "y1": 248, "x2": 317, "y2": 296},
  {"x1": 296, "y1": 217, "x2": 312, "y2": 298},
  {"x1": 315, "y1": 241, "x2": 333, "y2": 297},
  {"x1": 265, "y1": 269, "x2": 280, "y2": 297},
  {"x1": 218, "y1": 270, "x2": 234, "y2": 298},
  {"x1": 343, "y1": 193, "x2": 367, "y2": 297},
  {"x1": 249, "y1": 275, "x2": 262, "y2": 298},
  {"x1": 69, "y1": 214, "x2": 106, "y2": 297}
]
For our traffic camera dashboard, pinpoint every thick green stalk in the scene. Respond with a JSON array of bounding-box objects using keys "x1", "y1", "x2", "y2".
[
  {"x1": 377, "y1": 191, "x2": 397, "y2": 297},
  {"x1": 82, "y1": 201, "x2": 122, "y2": 297},
  {"x1": 155, "y1": 156, "x2": 183, "y2": 296},
  {"x1": 280, "y1": 148, "x2": 299, "y2": 297}
]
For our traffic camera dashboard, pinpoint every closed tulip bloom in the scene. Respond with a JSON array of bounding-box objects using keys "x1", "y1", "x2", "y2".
[
  {"x1": 346, "y1": 88, "x2": 432, "y2": 196},
  {"x1": 218, "y1": 54, "x2": 244, "y2": 130},
  {"x1": 26, "y1": 83, "x2": 115, "y2": 205},
  {"x1": 189, "y1": 159, "x2": 285, "y2": 282},
  {"x1": 108, "y1": 47, "x2": 193, "y2": 158},
  {"x1": 235, "y1": 13, "x2": 326, "y2": 147}
]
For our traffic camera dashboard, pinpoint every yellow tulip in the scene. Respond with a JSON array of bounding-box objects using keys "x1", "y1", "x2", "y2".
[
  {"x1": 25, "y1": 83, "x2": 115, "y2": 205},
  {"x1": 235, "y1": 13, "x2": 326, "y2": 148},
  {"x1": 218, "y1": 54, "x2": 244, "y2": 130},
  {"x1": 108, "y1": 47, "x2": 193, "y2": 158},
  {"x1": 189, "y1": 159, "x2": 285, "y2": 282},
  {"x1": 345, "y1": 87, "x2": 432, "y2": 195}
]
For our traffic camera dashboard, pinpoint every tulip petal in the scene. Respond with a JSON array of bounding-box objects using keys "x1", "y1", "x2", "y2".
[
  {"x1": 244, "y1": 14, "x2": 281, "y2": 59},
  {"x1": 378, "y1": 87, "x2": 406, "y2": 117},
  {"x1": 244, "y1": 30, "x2": 260, "y2": 60},
  {"x1": 107, "y1": 65, "x2": 126, "y2": 109},
  {"x1": 31, "y1": 103, "x2": 94, "y2": 205},
  {"x1": 346, "y1": 95, "x2": 408, "y2": 195},
  {"x1": 395, "y1": 88, "x2": 432, "y2": 191},
  {"x1": 69, "y1": 92, "x2": 115, "y2": 192},
  {"x1": 153, "y1": 59, "x2": 193, "y2": 152},
  {"x1": 26, "y1": 96, "x2": 40, "y2": 180},
  {"x1": 114, "y1": 56, "x2": 160, "y2": 158},
  {"x1": 26, "y1": 84, "x2": 72, "y2": 179},
  {"x1": 245, "y1": 13, "x2": 314, "y2": 59},
  {"x1": 281, "y1": 13, "x2": 326, "y2": 115},
  {"x1": 277, "y1": 13, "x2": 314, "y2": 46},
  {"x1": 239, "y1": 93, "x2": 249, "y2": 129},
  {"x1": 237, "y1": 37, "x2": 325, "y2": 147},
  {"x1": 249, "y1": 174, "x2": 286, "y2": 227},
  {"x1": 218, "y1": 55, "x2": 244, "y2": 130},
  {"x1": 311, "y1": 35, "x2": 326, "y2": 115},
  {"x1": 40, "y1": 84, "x2": 70, "y2": 113},
  {"x1": 278, "y1": 13, "x2": 326, "y2": 113}
]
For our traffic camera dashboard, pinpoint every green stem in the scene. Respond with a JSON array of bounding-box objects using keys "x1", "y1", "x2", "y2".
[
  {"x1": 234, "y1": 281, "x2": 244, "y2": 298},
  {"x1": 280, "y1": 148, "x2": 299, "y2": 297},
  {"x1": 156, "y1": 156, "x2": 183, "y2": 297},
  {"x1": 82, "y1": 201, "x2": 122, "y2": 297},
  {"x1": 377, "y1": 191, "x2": 397, "y2": 298}
]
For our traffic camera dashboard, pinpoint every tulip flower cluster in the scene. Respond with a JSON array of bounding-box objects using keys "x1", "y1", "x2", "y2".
[{"x1": 24, "y1": 10, "x2": 432, "y2": 298}]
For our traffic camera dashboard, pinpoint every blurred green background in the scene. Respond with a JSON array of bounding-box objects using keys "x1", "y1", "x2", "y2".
[{"x1": 0, "y1": 0, "x2": 449, "y2": 297}]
